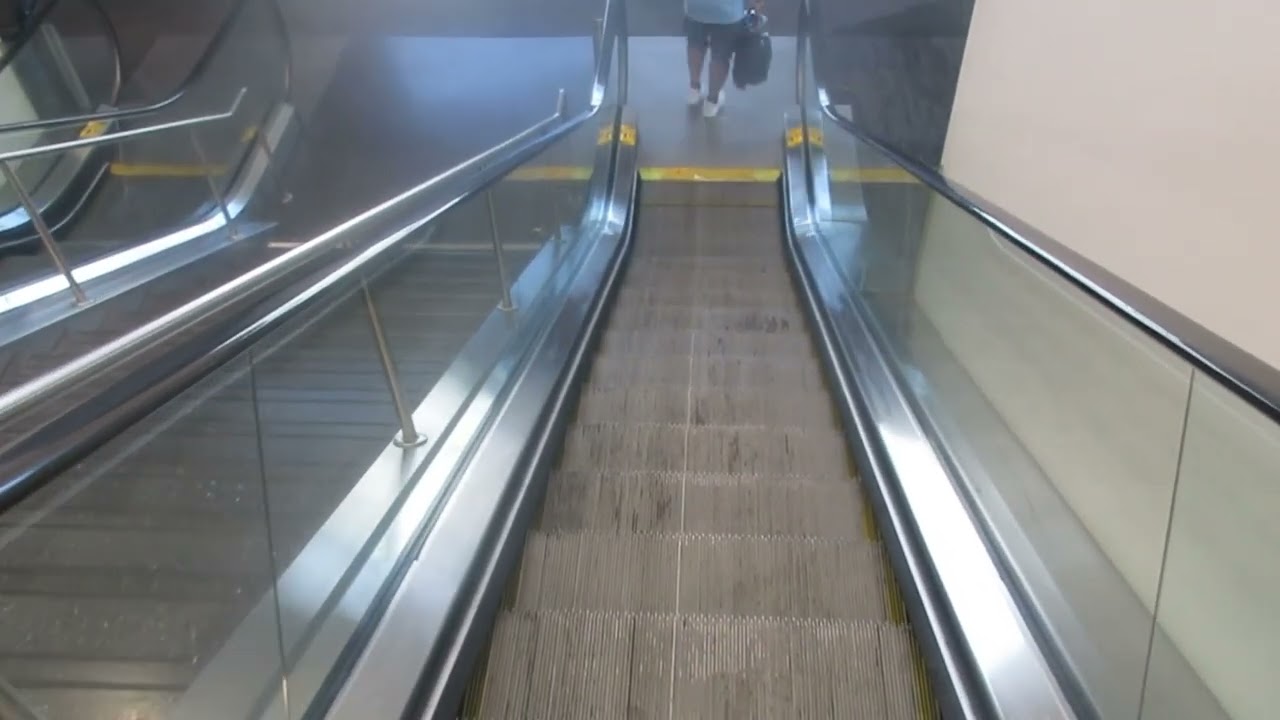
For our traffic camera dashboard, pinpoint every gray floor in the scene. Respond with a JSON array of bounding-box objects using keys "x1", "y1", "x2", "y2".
[
  {"x1": 630, "y1": 36, "x2": 795, "y2": 169},
  {"x1": 462, "y1": 183, "x2": 936, "y2": 717},
  {"x1": 49, "y1": 0, "x2": 965, "y2": 167}
]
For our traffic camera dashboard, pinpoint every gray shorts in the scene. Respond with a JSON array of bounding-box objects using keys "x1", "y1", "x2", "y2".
[{"x1": 684, "y1": 17, "x2": 737, "y2": 64}]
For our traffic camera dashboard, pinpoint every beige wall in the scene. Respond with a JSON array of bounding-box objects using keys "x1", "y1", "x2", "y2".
[
  {"x1": 940, "y1": 0, "x2": 1280, "y2": 370},
  {"x1": 938, "y1": 2, "x2": 1280, "y2": 716}
]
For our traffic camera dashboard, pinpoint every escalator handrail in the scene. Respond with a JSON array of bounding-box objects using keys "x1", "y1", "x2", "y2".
[
  {"x1": 0, "y1": 0, "x2": 626, "y2": 511},
  {"x1": 0, "y1": 0, "x2": 257, "y2": 135},
  {"x1": 0, "y1": 0, "x2": 58, "y2": 76},
  {"x1": 797, "y1": 0, "x2": 1280, "y2": 423},
  {"x1": 0, "y1": 85, "x2": 246, "y2": 164},
  {"x1": 0, "y1": 0, "x2": 122, "y2": 103}
]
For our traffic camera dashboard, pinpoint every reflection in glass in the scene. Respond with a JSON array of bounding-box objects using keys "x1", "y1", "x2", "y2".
[
  {"x1": 816, "y1": 130, "x2": 1196, "y2": 717},
  {"x1": 0, "y1": 356, "x2": 286, "y2": 720},
  {"x1": 1143, "y1": 374, "x2": 1279, "y2": 720}
]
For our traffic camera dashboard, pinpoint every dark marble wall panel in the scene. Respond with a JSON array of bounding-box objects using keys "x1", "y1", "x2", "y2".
[{"x1": 818, "y1": 0, "x2": 974, "y2": 168}]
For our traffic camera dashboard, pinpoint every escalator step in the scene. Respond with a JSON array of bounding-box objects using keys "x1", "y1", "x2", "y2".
[
  {"x1": 468, "y1": 611, "x2": 923, "y2": 719},
  {"x1": 464, "y1": 195, "x2": 936, "y2": 718}
]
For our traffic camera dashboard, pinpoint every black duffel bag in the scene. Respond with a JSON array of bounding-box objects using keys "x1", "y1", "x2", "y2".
[{"x1": 732, "y1": 10, "x2": 772, "y2": 89}]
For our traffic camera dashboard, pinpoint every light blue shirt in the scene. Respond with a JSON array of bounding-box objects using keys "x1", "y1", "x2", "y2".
[{"x1": 685, "y1": 0, "x2": 743, "y2": 25}]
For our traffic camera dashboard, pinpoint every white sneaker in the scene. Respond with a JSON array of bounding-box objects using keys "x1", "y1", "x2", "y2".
[
  {"x1": 686, "y1": 86, "x2": 703, "y2": 107},
  {"x1": 702, "y1": 93, "x2": 723, "y2": 118}
]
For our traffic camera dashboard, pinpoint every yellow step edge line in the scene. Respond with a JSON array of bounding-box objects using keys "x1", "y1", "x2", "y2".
[{"x1": 507, "y1": 166, "x2": 916, "y2": 183}]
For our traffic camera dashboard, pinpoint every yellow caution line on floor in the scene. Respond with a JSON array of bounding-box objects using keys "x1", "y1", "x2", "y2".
[
  {"x1": 109, "y1": 162, "x2": 229, "y2": 178},
  {"x1": 507, "y1": 166, "x2": 917, "y2": 184},
  {"x1": 508, "y1": 166, "x2": 593, "y2": 181},
  {"x1": 642, "y1": 166, "x2": 780, "y2": 182},
  {"x1": 106, "y1": 124, "x2": 260, "y2": 178}
]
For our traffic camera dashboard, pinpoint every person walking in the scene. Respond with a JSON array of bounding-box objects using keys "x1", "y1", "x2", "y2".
[{"x1": 685, "y1": 0, "x2": 762, "y2": 117}]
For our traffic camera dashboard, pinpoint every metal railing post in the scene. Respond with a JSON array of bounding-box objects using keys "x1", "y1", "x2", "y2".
[
  {"x1": 485, "y1": 190, "x2": 516, "y2": 311},
  {"x1": 618, "y1": 0, "x2": 630, "y2": 103},
  {"x1": 0, "y1": 161, "x2": 88, "y2": 305},
  {"x1": 189, "y1": 129, "x2": 238, "y2": 239},
  {"x1": 252, "y1": 126, "x2": 293, "y2": 204},
  {"x1": 592, "y1": 17, "x2": 604, "y2": 65},
  {"x1": 361, "y1": 283, "x2": 427, "y2": 448}
]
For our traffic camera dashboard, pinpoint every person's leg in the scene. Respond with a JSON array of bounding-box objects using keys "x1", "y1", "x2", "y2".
[
  {"x1": 685, "y1": 18, "x2": 708, "y2": 100},
  {"x1": 703, "y1": 24, "x2": 735, "y2": 115}
]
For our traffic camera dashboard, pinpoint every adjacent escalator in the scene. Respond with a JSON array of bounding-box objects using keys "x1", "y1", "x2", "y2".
[{"x1": 0, "y1": 242, "x2": 536, "y2": 716}]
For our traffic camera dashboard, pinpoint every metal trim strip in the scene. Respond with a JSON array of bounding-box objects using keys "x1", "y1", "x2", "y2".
[{"x1": 781, "y1": 110, "x2": 1078, "y2": 720}]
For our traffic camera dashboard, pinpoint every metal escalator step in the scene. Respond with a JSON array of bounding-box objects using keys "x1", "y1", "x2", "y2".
[
  {"x1": 558, "y1": 423, "x2": 686, "y2": 473},
  {"x1": 599, "y1": 305, "x2": 808, "y2": 338},
  {"x1": 534, "y1": 471, "x2": 862, "y2": 540},
  {"x1": 598, "y1": 330, "x2": 691, "y2": 357},
  {"x1": 882, "y1": 623, "x2": 937, "y2": 719},
  {"x1": 586, "y1": 355, "x2": 690, "y2": 386},
  {"x1": 672, "y1": 616, "x2": 903, "y2": 718},
  {"x1": 575, "y1": 385, "x2": 835, "y2": 428},
  {"x1": 695, "y1": 355, "x2": 825, "y2": 389},
  {"x1": 465, "y1": 193, "x2": 940, "y2": 717},
  {"x1": 623, "y1": 267, "x2": 793, "y2": 297},
  {"x1": 604, "y1": 305, "x2": 695, "y2": 332},
  {"x1": 585, "y1": 354, "x2": 825, "y2": 390},
  {"x1": 678, "y1": 536, "x2": 887, "y2": 620},
  {"x1": 508, "y1": 533, "x2": 679, "y2": 613},
  {"x1": 685, "y1": 425, "x2": 852, "y2": 476},
  {"x1": 689, "y1": 387, "x2": 835, "y2": 427},
  {"x1": 535, "y1": 471, "x2": 681, "y2": 534},
  {"x1": 694, "y1": 329, "x2": 816, "y2": 359},
  {"x1": 471, "y1": 611, "x2": 919, "y2": 720},
  {"x1": 683, "y1": 475, "x2": 865, "y2": 539},
  {"x1": 575, "y1": 386, "x2": 688, "y2": 424},
  {"x1": 695, "y1": 307, "x2": 806, "y2": 334},
  {"x1": 560, "y1": 423, "x2": 851, "y2": 476},
  {"x1": 598, "y1": 329, "x2": 816, "y2": 359},
  {"x1": 475, "y1": 610, "x2": 674, "y2": 720},
  {"x1": 634, "y1": 229, "x2": 779, "y2": 260},
  {"x1": 470, "y1": 610, "x2": 538, "y2": 718},
  {"x1": 614, "y1": 284, "x2": 796, "y2": 309}
]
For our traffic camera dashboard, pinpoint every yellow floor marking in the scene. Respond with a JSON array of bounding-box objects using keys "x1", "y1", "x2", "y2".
[
  {"x1": 507, "y1": 165, "x2": 916, "y2": 184},
  {"x1": 79, "y1": 120, "x2": 110, "y2": 139},
  {"x1": 831, "y1": 166, "x2": 917, "y2": 184},
  {"x1": 641, "y1": 166, "x2": 779, "y2": 182},
  {"x1": 109, "y1": 162, "x2": 228, "y2": 178},
  {"x1": 108, "y1": 125, "x2": 259, "y2": 177},
  {"x1": 509, "y1": 166, "x2": 592, "y2": 181},
  {"x1": 109, "y1": 161, "x2": 915, "y2": 184}
]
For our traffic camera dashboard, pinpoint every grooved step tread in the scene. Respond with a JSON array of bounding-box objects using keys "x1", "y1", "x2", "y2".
[
  {"x1": 536, "y1": 471, "x2": 867, "y2": 539},
  {"x1": 466, "y1": 197, "x2": 935, "y2": 718},
  {"x1": 468, "y1": 610, "x2": 926, "y2": 720}
]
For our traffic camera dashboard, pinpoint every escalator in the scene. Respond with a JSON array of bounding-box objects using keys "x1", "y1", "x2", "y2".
[
  {"x1": 0, "y1": 0, "x2": 294, "y2": 326},
  {"x1": 0, "y1": 0, "x2": 1055, "y2": 714},
  {"x1": 459, "y1": 184, "x2": 935, "y2": 717},
  {"x1": 2, "y1": 0, "x2": 1271, "y2": 717}
]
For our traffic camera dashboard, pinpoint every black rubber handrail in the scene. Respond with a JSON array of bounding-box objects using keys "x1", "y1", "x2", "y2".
[
  {"x1": 799, "y1": 0, "x2": 1280, "y2": 423},
  {"x1": 0, "y1": 0, "x2": 257, "y2": 134}
]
